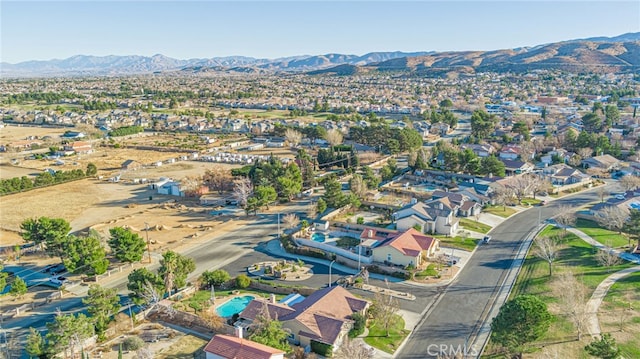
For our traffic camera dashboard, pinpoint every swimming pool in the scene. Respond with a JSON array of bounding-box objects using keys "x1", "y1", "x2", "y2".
[
  {"x1": 630, "y1": 202, "x2": 640, "y2": 210},
  {"x1": 412, "y1": 185, "x2": 438, "y2": 192},
  {"x1": 216, "y1": 295, "x2": 255, "y2": 317},
  {"x1": 311, "y1": 233, "x2": 326, "y2": 242}
]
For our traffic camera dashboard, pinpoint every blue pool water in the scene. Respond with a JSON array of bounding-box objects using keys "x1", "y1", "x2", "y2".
[
  {"x1": 311, "y1": 233, "x2": 326, "y2": 242},
  {"x1": 630, "y1": 202, "x2": 640, "y2": 210},
  {"x1": 216, "y1": 295, "x2": 255, "y2": 317},
  {"x1": 412, "y1": 185, "x2": 438, "y2": 192}
]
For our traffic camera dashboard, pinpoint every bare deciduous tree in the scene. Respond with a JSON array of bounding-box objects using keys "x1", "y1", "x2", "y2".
[
  {"x1": 203, "y1": 166, "x2": 233, "y2": 194},
  {"x1": 282, "y1": 213, "x2": 300, "y2": 230},
  {"x1": 556, "y1": 271, "x2": 589, "y2": 340},
  {"x1": 180, "y1": 175, "x2": 203, "y2": 197},
  {"x1": 533, "y1": 235, "x2": 560, "y2": 276},
  {"x1": 491, "y1": 183, "x2": 514, "y2": 209},
  {"x1": 595, "y1": 206, "x2": 629, "y2": 234},
  {"x1": 371, "y1": 291, "x2": 400, "y2": 337},
  {"x1": 595, "y1": 243, "x2": 621, "y2": 272},
  {"x1": 504, "y1": 176, "x2": 532, "y2": 204},
  {"x1": 233, "y1": 177, "x2": 253, "y2": 208},
  {"x1": 528, "y1": 175, "x2": 551, "y2": 199},
  {"x1": 578, "y1": 147, "x2": 593, "y2": 160},
  {"x1": 619, "y1": 175, "x2": 640, "y2": 192},
  {"x1": 285, "y1": 128, "x2": 303, "y2": 148},
  {"x1": 554, "y1": 205, "x2": 576, "y2": 237},
  {"x1": 335, "y1": 338, "x2": 374, "y2": 359},
  {"x1": 202, "y1": 307, "x2": 224, "y2": 330},
  {"x1": 349, "y1": 173, "x2": 367, "y2": 199},
  {"x1": 325, "y1": 129, "x2": 344, "y2": 147}
]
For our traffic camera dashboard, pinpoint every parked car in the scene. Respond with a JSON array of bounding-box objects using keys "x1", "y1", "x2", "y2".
[
  {"x1": 49, "y1": 276, "x2": 67, "y2": 285},
  {"x1": 50, "y1": 265, "x2": 66, "y2": 275},
  {"x1": 483, "y1": 235, "x2": 492, "y2": 244},
  {"x1": 539, "y1": 200, "x2": 548, "y2": 206}
]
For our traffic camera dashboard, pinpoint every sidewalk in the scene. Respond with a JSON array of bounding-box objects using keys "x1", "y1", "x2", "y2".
[
  {"x1": 585, "y1": 266, "x2": 640, "y2": 337},
  {"x1": 566, "y1": 227, "x2": 640, "y2": 265}
]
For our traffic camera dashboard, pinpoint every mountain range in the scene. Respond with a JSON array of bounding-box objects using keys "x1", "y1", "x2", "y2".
[{"x1": 1, "y1": 33, "x2": 638, "y2": 77}]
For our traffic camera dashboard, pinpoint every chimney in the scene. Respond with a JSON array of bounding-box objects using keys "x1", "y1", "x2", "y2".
[
  {"x1": 439, "y1": 202, "x2": 444, "y2": 210},
  {"x1": 234, "y1": 326, "x2": 243, "y2": 339},
  {"x1": 368, "y1": 229, "x2": 374, "y2": 238},
  {"x1": 270, "y1": 293, "x2": 277, "y2": 304}
]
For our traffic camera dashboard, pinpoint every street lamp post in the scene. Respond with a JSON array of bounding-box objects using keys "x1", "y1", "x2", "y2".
[
  {"x1": 144, "y1": 222, "x2": 152, "y2": 263},
  {"x1": 328, "y1": 260, "x2": 336, "y2": 288},
  {"x1": 278, "y1": 213, "x2": 281, "y2": 238}
]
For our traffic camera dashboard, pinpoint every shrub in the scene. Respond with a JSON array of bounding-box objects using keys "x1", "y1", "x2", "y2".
[
  {"x1": 235, "y1": 274, "x2": 251, "y2": 289},
  {"x1": 357, "y1": 216, "x2": 364, "y2": 225},
  {"x1": 122, "y1": 336, "x2": 145, "y2": 351},
  {"x1": 311, "y1": 340, "x2": 333, "y2": 357},
  {"x1": 349, "y1": 312, "x2": 366, "y2": 338}
]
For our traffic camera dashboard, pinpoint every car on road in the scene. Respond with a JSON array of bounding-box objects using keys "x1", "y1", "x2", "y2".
[
  {"x1": 539, "y1": 200, "x2": 548, "y2": 206},
  {"x1": 49, "y1": 276, "x2": 67, "y2": 285},
  {"x1": 483, "y1": 235, "x2": 491, "y2": 244}
]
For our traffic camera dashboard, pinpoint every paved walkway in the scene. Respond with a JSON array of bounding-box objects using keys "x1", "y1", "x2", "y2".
[
  {"x1": 565, "y1": 226, "x2": 640, "y2": 338},
  {"x1": 585, "y1": 266, "x2": 640, "y2": 336}
]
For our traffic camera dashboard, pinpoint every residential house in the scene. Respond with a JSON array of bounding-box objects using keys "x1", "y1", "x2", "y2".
[
  {"x1": 499, "y1": 145, "x2": 531, "y2": 160},
  {"x1": 431, "y1": 191, "x2": 482, "y2": 217},
  {"x1": 63, "y1": 141, "x2": 93, "y2": 155},
  {"x1": 541, "y1": 164, "x2": 590, "y2": 186},
  {"x1": 239, "y1": 286, "x2": 368, "y2": 354},
  {"x1": 500, "y1": 159, "x2": 534, "y2": 176},
  {"x1": 393, "y1": 198, "x2": 459, "y2": 236},
  {"x1": 203, "y1": 334, "x2": 285, "y2": 359},
  {"x1": 358, "y1": 227, "x2": 396, "y2": 256},
  {"x1": 460, "y1": 143, "x2": 494, "y2": 158},
  {"x1": 372, "y1": 228, "x2": 439, "y2": 268},
  {"x1": 582, "y1": 154, "x2": 621, "y2": 172}
]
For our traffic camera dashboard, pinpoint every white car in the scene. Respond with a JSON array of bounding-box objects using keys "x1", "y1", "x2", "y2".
[
  {"x1": 49, "y1": 276, "x2": 67, "y2": 285},
  {"x1": 483, "y1": 235, "x2": 492, "y2": 244}
]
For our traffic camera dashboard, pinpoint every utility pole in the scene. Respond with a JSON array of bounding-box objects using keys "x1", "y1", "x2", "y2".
[
  {"x1": 329, "y1": 260, "x2": 336, "y2": 288},
  {"x1": 145, "y1": 222, "x2": 151, "y2": 264},
  {"x1": 277, "y1": 213, "x2": 281, "y2": 238}
]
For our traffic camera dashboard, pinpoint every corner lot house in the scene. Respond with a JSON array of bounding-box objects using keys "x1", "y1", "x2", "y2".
[
  {"x1": 372, "y1": 228, "x2": 439, "y2": 268},
  {"x1": 394, "y1": 199, "x2": 459, "y2": 236},
  {"x1": 239, "y1": 286, "x2": 368, "y2": 355},
  {"x1": 203, "y1": 334, "x2": 285, "y2": 359}
]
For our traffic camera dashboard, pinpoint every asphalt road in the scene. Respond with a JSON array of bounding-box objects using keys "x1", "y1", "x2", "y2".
[
  {"x1": 397, "y1": 188, "x2": 604, "y2": 359},
  {"x1": 2, "y1": 201, "x2": 312, "y2": 354}
]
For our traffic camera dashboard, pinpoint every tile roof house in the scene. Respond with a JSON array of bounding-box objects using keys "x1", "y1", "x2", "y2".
[
  {"x1": 239, "y1": 286, "x2": 368, "y2": 355},
  {"x1": 372, "y1": 228, "x2": 439, "y2": 268},
  {"x1": 581, "y1": 154, "x2": 621, "y2": 172},
  {"x1": 431, "y1": 191, "x2": 482, "y2": 217},
  {"x1": 541, "y1": 164, "x2": 590, "y2": 185},
  {"x1": 393, "y1": 198, "x2": 459, "y2": 236},
  {"x1": 203, "y1": 334, "x2": 285, "y2": 359},
  {"x1": 460, "y1": 143, "x2": 495, "y2": 158},
  {"x1": 63, "y1": 141, "x2": 93, "y2": 154}
]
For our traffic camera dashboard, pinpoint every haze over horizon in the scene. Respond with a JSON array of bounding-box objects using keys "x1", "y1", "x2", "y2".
[{"x1": 1, "y1": 1, "x2": 639, "y2": 64}]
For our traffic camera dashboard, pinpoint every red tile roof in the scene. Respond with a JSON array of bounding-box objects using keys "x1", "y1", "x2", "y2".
[
  {"x1": 203, "y1": 334, "x2": 285, "y2": 359},
  {"x1": 379, "y1": 228, "x2": 437, "y2": 257}
]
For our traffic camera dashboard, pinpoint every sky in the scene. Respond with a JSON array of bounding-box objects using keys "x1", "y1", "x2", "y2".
[{"x1": 1, "y1": 1, "x2": 639, "y2": 63}]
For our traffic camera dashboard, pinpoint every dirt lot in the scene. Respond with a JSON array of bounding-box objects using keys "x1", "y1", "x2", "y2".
[{"x1": 95, "y1": 323, "x2": 207, "y2": 359}]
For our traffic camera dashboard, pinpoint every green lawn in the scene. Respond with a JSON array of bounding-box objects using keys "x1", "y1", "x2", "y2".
[
  {"x1": 600, "y1": 271, "x2": 640, "y2": 359},
  {"x1": 483, "y1": 205, "x2": 517, "y2": 218},
  {"x1": 364, "y1": 315, "x2": 409, "y2": 354},
  {"x1": 434, "y1": 235, "x2": 479, "y2": 252},
  {"x1": 575, "y1": 218, "x2": 630, "y2": 249},
  {"x1": 521, "y1": 198, "x2": 542, "y2": 206},
  {"x1": 459, "y1": 218, "x2": 492, "y2": 234},
  {"x1": 487, "y1": 225, "x2": 635, "y2": 356}
]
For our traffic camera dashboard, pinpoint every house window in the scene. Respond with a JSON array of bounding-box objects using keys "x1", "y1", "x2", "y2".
[{"x1": 387, "y1": 254, "x2": 392, "y2": 262}]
